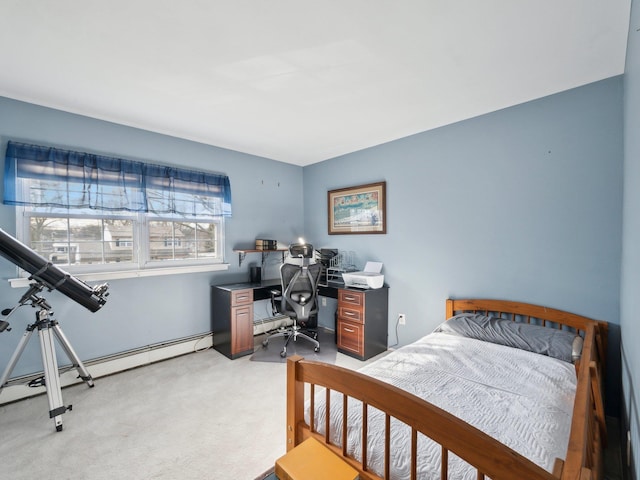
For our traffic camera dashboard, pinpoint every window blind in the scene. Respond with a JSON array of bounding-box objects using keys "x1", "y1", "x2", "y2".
[{"x1": 3, "y1": 141, "x2": 232, "y2": 217}]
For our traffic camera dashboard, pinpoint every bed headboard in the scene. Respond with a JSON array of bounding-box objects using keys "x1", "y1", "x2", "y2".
[{"x1": 446, "y1": 298, "x2": 607, "y2": 343}]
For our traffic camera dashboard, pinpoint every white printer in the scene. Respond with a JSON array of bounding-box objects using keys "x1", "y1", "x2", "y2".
[{"x1": 342, "y1": 261, "x2": 384, "y2": 289}]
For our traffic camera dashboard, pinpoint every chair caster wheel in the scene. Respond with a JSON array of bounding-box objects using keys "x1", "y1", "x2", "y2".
[
  {"x1": 314, "y1": 346, "x2": 320, "y2": 353},
  {"x1": 280, "y1": 350, "x2": 287, "y2": 358},
  {"x1": 262, "y1": 339, "x2": 268, "y2": 348}
]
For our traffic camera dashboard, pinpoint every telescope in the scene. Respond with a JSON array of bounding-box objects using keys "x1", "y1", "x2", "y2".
[
  {"x1": 0, "y1": 228, "x2": 108, "y2": 313},
  {"x1": 0, "y1": 228, "x2": 109, "y2": 431}
]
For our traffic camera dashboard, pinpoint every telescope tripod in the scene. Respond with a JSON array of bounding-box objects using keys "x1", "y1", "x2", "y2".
[{"x1": 0, "y1": 305, "x2": 94, "y2": 432}]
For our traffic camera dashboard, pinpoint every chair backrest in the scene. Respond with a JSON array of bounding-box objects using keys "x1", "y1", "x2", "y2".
[{"x1": 279, "y1": 261, "x2": 322, "y2": 325}]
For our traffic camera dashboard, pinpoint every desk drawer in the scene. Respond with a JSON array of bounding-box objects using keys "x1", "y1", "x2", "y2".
[
  {"x1": 338, "y1": 306, "x2": 363, "y2": 324},
  {"x1": 337, "y1": 320, "x2": 363, "y2": 356},
  {"x1": 338, "y1": 290, "x2": 364, "y2": 307},
  {"x1": 232, "y1": 289, "x2": 253, "y2": 306}
]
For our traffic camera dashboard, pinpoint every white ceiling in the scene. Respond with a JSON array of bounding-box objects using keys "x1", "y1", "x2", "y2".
[{"x1": 0, "y1": 1, "x2": 631, "y2": 166}]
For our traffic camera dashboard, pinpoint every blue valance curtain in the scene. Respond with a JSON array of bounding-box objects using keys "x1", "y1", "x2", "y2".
[{"x1": 3, "y1": 141, "x2": 232, "y2": 217}]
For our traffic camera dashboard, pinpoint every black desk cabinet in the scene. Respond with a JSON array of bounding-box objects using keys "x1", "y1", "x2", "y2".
[
  {"x1": 211, "y1": 285, "x2": 254, "y2": 359},
  {"x1": 211, "y1": 281, "x2": 389, "y2": 361},
  {"x1": 337, "y1": 286, "x2": 388, "y2": 361}
]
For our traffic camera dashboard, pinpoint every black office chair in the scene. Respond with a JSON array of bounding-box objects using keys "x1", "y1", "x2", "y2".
[{"x1": 262, "y1": 243, "x2": 322, "y2": 358}]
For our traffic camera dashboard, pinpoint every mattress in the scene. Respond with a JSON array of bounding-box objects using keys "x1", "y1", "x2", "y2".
[{"x1": 306, "y1": 331, "x2": 577, "y2": 479}]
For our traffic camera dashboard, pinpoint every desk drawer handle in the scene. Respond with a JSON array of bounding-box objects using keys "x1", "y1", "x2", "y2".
[
  {"x1": 237, "y1": 295, "x2": 249, "y2": 301},
  {"x1": 344, "y1": 295, "x2": 357, "y2": 302},
  {"x1": 343, "y1": 328, "x2": 355, "y2": 333},
  {"x1": 344, "y1": 311, "x2": 356, "y2": 316}
]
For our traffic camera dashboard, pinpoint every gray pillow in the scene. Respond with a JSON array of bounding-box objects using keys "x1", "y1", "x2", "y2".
[{"x1": 434, "y1": 313, "x2": 582, "y2": 363}]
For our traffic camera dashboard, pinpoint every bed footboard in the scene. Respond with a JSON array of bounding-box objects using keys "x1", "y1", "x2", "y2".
[
  {"x1": 287, "y1": 356, "x2": 560, "y2": 480},
  {"x1": 285, "y1": 298, "x2": 607, "y2": 480}
]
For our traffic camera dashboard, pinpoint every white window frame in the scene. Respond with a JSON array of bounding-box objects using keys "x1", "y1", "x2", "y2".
[
  {"x1": 142, "y1": 215, "x2": 225, "y2": 269},
  {"x1": 10, "y1": 207, "x2": 228, "y2": 287}
]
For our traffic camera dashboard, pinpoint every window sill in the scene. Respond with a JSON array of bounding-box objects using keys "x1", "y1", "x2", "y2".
[{"x1": 8, "y1": 263, "x2": 230, "y2": 288}]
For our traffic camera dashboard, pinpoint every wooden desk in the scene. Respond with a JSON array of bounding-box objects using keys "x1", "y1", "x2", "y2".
[{"x1": 211, "y1": 281, "x2": 387, "y2": 360}]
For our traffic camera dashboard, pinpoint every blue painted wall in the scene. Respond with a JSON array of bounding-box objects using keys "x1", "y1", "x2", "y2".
[
  {"x1": 304, "y1": 77, "x2": 624, "y2": 414},
  {"x1": 0, "y1": 97, "x2": 304, "y2": 377},
  {"x1": 621, "y1": 0, "x2": 640, "y2": 476}
]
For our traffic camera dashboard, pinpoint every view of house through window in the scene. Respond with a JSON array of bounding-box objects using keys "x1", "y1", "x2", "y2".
[
  {"x1": 25, "y1": 212, "x2": 221, "y2": 270},
  {"x1": 29, "y1": 216, "x2": 136, "y2": 266},
  {"x1": 148, "y1": 220, "x2": 217, "y2": 261}
]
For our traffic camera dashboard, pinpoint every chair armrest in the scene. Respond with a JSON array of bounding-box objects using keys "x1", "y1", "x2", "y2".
[{"x1": 270, "y1": 289, "x2": 283, "y2": 316}]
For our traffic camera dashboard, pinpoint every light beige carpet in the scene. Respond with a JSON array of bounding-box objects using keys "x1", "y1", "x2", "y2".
[{"x1": 0, "y1": 334, "x2": 374, "y2": 480}]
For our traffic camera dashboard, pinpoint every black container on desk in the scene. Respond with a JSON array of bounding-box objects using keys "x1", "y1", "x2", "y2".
[{"x1": 250, "y1": 265, "x2": 261, "y2": 283}]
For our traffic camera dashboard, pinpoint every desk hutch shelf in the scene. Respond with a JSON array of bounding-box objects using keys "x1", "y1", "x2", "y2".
[{"x1": 233, "y1": 248, "x2": 287, "y2": 267}]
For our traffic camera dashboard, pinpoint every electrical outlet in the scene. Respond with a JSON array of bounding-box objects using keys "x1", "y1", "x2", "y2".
[
  {"x1": 398, "y1": 313, "x2": 406, "y2": 325},
  {"x1": 321, "y1": 297, "x2": 327, "y2": 307}
]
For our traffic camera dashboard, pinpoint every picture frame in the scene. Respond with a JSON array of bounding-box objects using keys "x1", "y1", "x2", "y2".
[{"x1": 327, "y1": 181, "x2": 386, "y2": 235}]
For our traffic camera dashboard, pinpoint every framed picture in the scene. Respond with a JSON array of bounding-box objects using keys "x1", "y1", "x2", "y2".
[{"x1": 327, "y1": 181, "x2": 386, "y2": 235}]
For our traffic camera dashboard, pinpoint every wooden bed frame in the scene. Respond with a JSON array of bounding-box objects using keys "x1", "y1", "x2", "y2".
[{"x1": 286, "y1": 298, "x2": 608, "y2": 480}]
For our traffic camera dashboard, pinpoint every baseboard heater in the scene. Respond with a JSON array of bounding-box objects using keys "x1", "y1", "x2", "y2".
[{"x1": 0, "y1": 332, "x2": 213, "y2": 406}]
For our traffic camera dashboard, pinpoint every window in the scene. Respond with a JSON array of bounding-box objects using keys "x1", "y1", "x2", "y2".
[
  {"x1": 148, "y1": 220, "x2": 217, "y2": 261},
  {"x1": 29, "y1": 215, "x2": 137, "y2": 266},
  {"x1": 4, "y1": 141, "x2": 232, "y2": 277}
]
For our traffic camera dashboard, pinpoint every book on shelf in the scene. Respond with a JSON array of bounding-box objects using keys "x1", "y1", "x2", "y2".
[{"x1": 255, "y1": 239, "x2": 278, "y2": 250}]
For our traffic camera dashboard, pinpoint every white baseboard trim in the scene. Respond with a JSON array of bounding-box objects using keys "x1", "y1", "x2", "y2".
[{"x1": 0, "y1": 332, "x2": 213, "y2": 406}]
